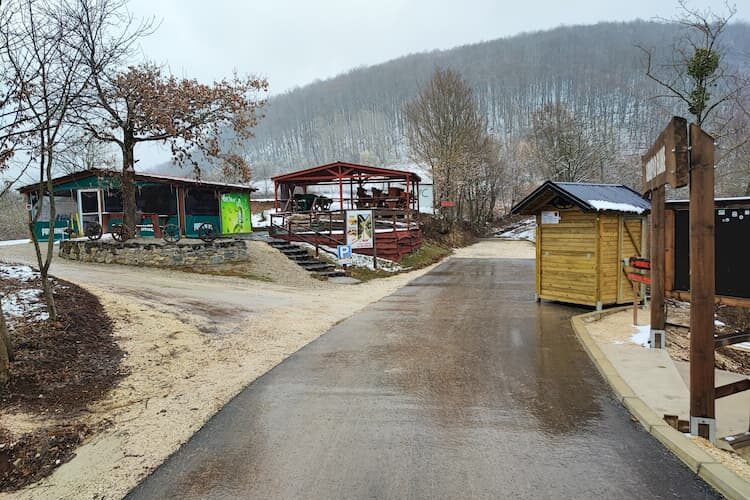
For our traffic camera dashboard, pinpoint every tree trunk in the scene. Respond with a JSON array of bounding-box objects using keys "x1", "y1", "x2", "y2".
[
  {"x1": 40, "y1": 270, "x2": 57, "y2": 321},
  {"x1": 121, "y1": 138, "x2": 137, "y2": 230},
  {"x1": 0, "y1": 300, "x2": 11, "y2": 384}
]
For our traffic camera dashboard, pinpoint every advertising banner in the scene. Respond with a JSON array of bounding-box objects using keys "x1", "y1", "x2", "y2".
[
  {"x1": 220, "y1": 193, "x2": 253, "y2": 234},
  {"x1": 346, "y1": 210, "x2": 374, "y2": 249}
]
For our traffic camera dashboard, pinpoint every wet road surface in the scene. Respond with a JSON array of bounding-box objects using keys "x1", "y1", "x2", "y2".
[{"x1": 127, "y1": 258, "x2": 718, "y2": 499}]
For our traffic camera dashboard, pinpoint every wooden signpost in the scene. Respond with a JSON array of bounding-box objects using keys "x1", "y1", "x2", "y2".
[
  {"x1": 642, "y1": 116, "x2": 689, "y2": 349},
  {"x1": 688, "y1": 124, "x2": 716, "y2": 441},
  {"x1": 642, "y1": 117, "x2": 717, "y2": 441}
]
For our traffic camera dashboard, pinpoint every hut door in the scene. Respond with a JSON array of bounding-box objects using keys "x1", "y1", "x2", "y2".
[{"x1": 77, "y1": 189, "x2": 102, "y2": 227}]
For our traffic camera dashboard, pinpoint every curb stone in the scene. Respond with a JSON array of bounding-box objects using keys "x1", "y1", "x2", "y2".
[{"x1": 572, "y1": 308, "x2": 750, "y2": 500}]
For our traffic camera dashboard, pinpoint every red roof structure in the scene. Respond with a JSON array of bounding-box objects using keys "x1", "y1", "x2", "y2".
[
  {"x1": 272, "y1": 161, "x2": 421, "y2": 185},
  {"x1": 272, "y1": 161, "x2": 421, "y2": 212}
]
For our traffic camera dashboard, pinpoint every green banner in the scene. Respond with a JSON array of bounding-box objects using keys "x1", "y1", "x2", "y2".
[{"x1": 220, "y1": 193, "x2": 252, "y2": 234}]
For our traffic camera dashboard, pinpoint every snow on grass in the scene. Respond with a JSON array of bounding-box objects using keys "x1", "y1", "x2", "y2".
[
  {"x1": 0, "y1": 263, "x2": 49, "y2": 324},
  {"x1": 0, "y1": 264, "x2": 35, "y2": 282},
  {"x1": 2, "y1": 288, "x2": 48, "y2": 324},
  {"x1": 296, "y1": 241, "x2": 403, "y2": 272},
  {"x1": 588, "y1": 200, "x2": 646, "y2": 214},
  {"x1": 495, "y1": 218, "x2": 536, "y2": 242},
  {"x1": 0, "y1": 239, "x2": 31, "y2": 246},
  {"x1": 252, "y1": 209, "x2": 274, "y2": 229},
  {"x1": 714, "y1": 319, "x2": 726, "y2": 327},
  {"x1": 630, "y1": 324, "x2": 651, "y2": 348}
]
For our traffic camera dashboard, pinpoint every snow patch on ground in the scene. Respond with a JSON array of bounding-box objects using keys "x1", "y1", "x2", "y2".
[
  {"x1": 588, "y1": 200, "x2": 646, "y2": 214},
  {"x1": 2, "y1": 289, "x2": 48, "y2": 324},
  {"x1": 0, "y1": 239, "x2": 31, "y2": 247},
  {"x1": 0, "y1": 263, "x2": 49, "y2": 325},
  {"x1": 630, "y1": 324, "x2": 651, "y2": 348},
  {"x1": 296, "y1": 242, "x2": 403, "y2": 271},
  {"x1": 495, "y1": 218, "x2": 536, "y2": 242},
  {"x1": 252, "y1": 209, "x2": 275, "y2": 229},
  {"x1": 0, "y1": 264, "x2": 35, "y2": 282}
]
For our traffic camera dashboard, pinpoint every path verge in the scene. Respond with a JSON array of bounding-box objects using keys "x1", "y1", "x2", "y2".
[{"x1": 572, "y1": 309, "x2": 750, "y2": 500}]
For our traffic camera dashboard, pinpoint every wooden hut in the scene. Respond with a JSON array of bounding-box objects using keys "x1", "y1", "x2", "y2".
[{"x1": 512, "y1": 181, "x2": 651, "y2": 309}]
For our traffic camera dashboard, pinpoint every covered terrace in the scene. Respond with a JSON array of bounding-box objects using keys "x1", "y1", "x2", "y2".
[{"x1": 270, "y1": 161, "x2": 423, "y2": 261}]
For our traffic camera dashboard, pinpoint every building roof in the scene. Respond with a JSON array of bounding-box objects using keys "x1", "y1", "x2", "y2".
[
  {"x1": 666, "y1": 196, "x2": 750, "y2": 209},
  {"x1": 272, "y1": 161, "x2": 421, "y2": 186},
  {"x1": 511, "y1": 181, "x2": 651, "y2": 215},
  {"x1": 18, "y1": 168, "x2": 257, "y2": 194}
]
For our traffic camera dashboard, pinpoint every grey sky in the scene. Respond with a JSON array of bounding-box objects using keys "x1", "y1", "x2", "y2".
[{"x1": 9, "y1": 0, "x2": 745, "y2": 183}]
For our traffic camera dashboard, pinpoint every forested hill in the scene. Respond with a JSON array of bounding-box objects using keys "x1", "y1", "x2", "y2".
[{"x1": 151, "y1": 20, "x2": 750, "y2": 189}]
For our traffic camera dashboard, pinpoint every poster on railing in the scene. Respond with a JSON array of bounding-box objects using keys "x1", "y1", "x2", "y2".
[{"x1": 346, "y1": 209, "x2": 374, "y2": 249}]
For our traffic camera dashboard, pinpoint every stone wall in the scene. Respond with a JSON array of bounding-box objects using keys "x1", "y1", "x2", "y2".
[{"x1": 59, "y1": 239, "x2": 249, "y2": 268}]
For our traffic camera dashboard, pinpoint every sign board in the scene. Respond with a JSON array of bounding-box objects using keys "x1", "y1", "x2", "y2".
[
  {"x1": 440, "y1": 201, "x2": 456, "y2": 207},
  {"x1": 642, "y1": 116, "x2": 689, "y2": 193},
  {"x1": 337, "y1": 244, "x2": 352, "y2": 265},
  {"x1": 25, "y1": 203, "x2": 33, "y2": 211},
  {"x1": 220, "y1": 193, "x2": 252, "y2": 235},
  {"x1": 541, "y1": 210, "x2": 560, "y2": 224},
  {"x1": 345, "y1": 209, "x2": 374, "y2": 249}
]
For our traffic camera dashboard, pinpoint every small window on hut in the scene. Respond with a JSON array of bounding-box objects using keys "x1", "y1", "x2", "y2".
[
  {"x1": 103, "y1": 189, "x2": 123, "y2": 212},
  {"x1": 137, "y1": 185, "x2": 178, "y2": 215},
  {"x1": 80, "y1": 191, "x2": 99, "y2": 213},
  {"x1": 186, "y1": 189, "x2": 219, "y2": 215}
]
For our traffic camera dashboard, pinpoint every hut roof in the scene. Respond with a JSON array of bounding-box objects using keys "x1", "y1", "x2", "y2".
[
  {"x1": 18, "y1": 168, "x2": 257, "y2": 195},
  {"x1": 512, "y1": 181, "x2": 651, "y2": 215},
  {"x1": 272, "y1": 161, "x2": 421, "y2": 186}
]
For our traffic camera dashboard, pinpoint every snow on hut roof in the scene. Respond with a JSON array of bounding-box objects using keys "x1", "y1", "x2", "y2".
[{"x1": 511, "y1": 181, "x2": 651, "y2": 215}]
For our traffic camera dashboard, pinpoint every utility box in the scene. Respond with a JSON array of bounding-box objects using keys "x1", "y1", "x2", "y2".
[{"x1": 512, "y1": 181, "x2": 651, "y2": 309}]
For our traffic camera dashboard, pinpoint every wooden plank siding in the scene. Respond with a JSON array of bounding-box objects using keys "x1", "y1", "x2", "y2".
[
  {"x1": 537, "y1": 208, "x2": 646, "y2": 308},
  {"x1": 538, "y1": 209, "x2": 598, "y2": 306}
]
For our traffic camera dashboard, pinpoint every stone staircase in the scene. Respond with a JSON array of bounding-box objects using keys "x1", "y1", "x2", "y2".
[{"x1": 267, "y1": 239, "x2": 346, "y2": 279}]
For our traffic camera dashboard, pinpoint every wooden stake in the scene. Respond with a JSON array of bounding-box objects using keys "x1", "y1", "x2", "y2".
[
  {"x1": 689, "y1": 124, "x2": 716, "y2": 433},
  {"x1": 650, "y1": 185, "x2": 666, "y2": 334}
]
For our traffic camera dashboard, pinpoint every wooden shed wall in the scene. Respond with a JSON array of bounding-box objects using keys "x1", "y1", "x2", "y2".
[
  {"x1": 537, "y1": 209, "x2": 645, "y2": 308},
  {"x1": 598, "y1": 214, "x2": 620, "y2": 305},
  {"x1": 537, "y1": 209, "x2": 598, "y2": 306}
]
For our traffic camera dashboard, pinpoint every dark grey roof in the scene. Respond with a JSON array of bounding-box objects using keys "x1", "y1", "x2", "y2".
[{"x1": 511, "y1": 181, "x2": 651, "y2": 215}]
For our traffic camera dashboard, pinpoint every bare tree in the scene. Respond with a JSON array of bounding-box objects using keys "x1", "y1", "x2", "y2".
[
  {"x1": 404, "y1": 68, "x2": 494, "y2": 222},
  {"x1": 640, "y1": 1, "x2": 744, "y2": 128},
  {"x1": 68, "y1": 0, "x2": 268, "y2": 230},
  {"x1": 56, "y1": 130, "x2": 118, "y2": 174},
  {"x1": 528, "y1": 103, "x2": 612, "y2": 183},
  {"x1": 1, "y1": 0, "x2": 92, "y2": 327}
]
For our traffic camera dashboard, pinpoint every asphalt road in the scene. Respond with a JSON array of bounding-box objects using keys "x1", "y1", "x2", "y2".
[{"x1": 127, "y1": 258, "x2": 719, "y2": 499}]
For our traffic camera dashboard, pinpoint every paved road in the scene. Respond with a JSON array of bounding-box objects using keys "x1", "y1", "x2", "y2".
[{"x1": 128, "y1": 258, "x2": 718, "y2": 499}]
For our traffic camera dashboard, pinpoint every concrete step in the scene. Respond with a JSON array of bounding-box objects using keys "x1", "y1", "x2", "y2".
[
  {"x1": 301, "y1": 263, "x2": 335, "y2": 271},
  {"x1": 316, "y1": 270, "x2": 347, "y2": 278}
]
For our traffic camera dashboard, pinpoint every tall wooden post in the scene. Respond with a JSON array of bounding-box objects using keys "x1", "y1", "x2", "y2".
[
  {"x1": 650, "y1": 185, "x2": 666, "y2": 345},
  {"x1": 689, "y1": 124, "x2": 716, "y2": 440}
]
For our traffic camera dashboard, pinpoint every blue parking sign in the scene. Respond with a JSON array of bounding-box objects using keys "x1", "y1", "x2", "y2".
[{"x1": 337, "y1": 244, "x2": 352, "y2": 264}]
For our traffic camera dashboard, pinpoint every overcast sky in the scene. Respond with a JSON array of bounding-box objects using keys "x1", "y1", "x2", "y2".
[
  {"x1": 8, "y1": 0, "x2": 746, "y2": 183},
  {"x1": 128, "y1": 0, "x2": 745, "y2": 94}
]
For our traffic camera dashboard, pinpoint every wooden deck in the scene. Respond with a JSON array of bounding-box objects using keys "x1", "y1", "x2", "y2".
[{"x1": 269, "y1": 209, "x2": 422, "y2": 262}]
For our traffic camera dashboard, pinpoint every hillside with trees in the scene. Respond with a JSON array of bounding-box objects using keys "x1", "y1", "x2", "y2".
[{"x1": 173, "y1": 19, "x2": 749, "y2": 203}]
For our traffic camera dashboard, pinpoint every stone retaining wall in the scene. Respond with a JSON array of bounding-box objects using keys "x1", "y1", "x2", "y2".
[{"x1": 59, "y1": 239, "x2": 249, "y2": 268}]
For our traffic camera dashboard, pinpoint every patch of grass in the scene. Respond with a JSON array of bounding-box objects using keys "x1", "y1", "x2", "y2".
[
  {"x1": 347, "y1": 242, "x2": 451, "y2": 282},
  {"x1": 400, "y1": 242, "x2": 451, "y2": 269},
  {"x1": 348, "y1": 266, "x2": 392, "y2": 282}
]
